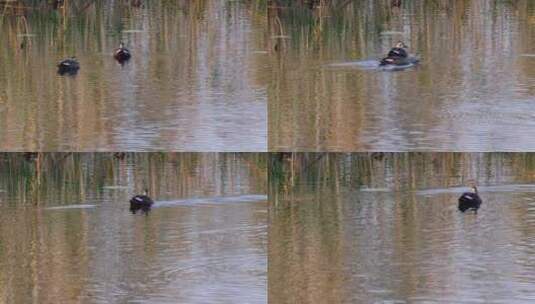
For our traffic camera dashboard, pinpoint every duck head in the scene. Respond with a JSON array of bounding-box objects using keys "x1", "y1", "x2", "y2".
[
  {"x1": 395, "y1": 41, "x2": 408, "y2": 48},
  {"x1": 143, "y1": 189, "x2": 149, "y2": 196},
  {"x1": 468, "y1": 182, "x2": 478, "y2": 193},
  {"x1": 119, "y1": 42, "x2": 125, "y2": 49}
]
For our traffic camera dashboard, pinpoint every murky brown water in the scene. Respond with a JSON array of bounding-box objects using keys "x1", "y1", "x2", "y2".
[
  {"x1": 0, "y1": 153, "x2": 267, "y2": 303},
  {"x1": 269, "y1": 0, "x2": 535, "y2": 151},
  {"x1": 270, "y1": 153, "x2": 535, "y2": 303},
  {"x1": 0, "y1": 1, "x2": 268, "y2": 151}
]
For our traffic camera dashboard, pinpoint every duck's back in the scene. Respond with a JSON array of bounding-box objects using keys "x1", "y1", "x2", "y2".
[
  {"x1": 458, "y1": 192, "x2": 481, "y2": 212},
  {"x1": 58, "y1": 59, "x2": 79, "y2": 69},
  {"x1": 114, "y1": 48, "x2": 131, "y2": 61},
  {"x1": 130, "y1": 194, "x2": 154, "y2": 205},
  {"x1": 387, "y1": 47, "x2": 408, "y2": 58}
]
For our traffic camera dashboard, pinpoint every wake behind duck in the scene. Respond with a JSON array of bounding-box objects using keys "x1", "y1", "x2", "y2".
[{"x1": 324, "y1": 41, "x2": 419, "y2": 72}]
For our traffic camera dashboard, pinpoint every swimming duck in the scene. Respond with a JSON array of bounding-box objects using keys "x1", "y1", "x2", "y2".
[
  {"x1": 379, "y1": 41, "x2": 418, "y2": 67},
  {"x1": 130, "y1": 0, "x2": 143, "y2": 7},
  {"x1": 129, "y1": 189, "x2": 154, "y2": 214},
  {"x1": 23, "y1": 152, "x2": 38, "y2": 162},
  {"x1": 57, "y1": 57, "x2": 80, "y2": 75},
  {"x1": 130, "y1": 189, "x2": 154, "y2": 207},
  {"x1": 458, "y1": 184, "x2": 482, "y2": 213},
  {"x1": 130, "y1": 189, "x2": 154, "y2": 214},
  {"x1": 114, "y1": 152, "x2": 126, "y2": 160},
  {"x1": 114, "y1": 42, "x2": 131, "y2": 63}
]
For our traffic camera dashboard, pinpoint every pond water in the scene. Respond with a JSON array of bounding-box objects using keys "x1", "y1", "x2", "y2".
[
  {"x1": 0, "y1": 1, "x2": 268, "y2": 151},
  {"x1": 270, "y1": 153, "x2": 535, "y2": 303},
  {"x1": 0, "y1": 153, "x2": 267, "y2": 303},
  {"x1": 269, "y1": 0, "x2": 535, "y2": 151}
]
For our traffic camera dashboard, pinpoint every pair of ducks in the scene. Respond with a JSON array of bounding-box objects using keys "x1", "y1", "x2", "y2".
[{"x1": 57, "y1": 42, "x2": 131, "y2": 75}]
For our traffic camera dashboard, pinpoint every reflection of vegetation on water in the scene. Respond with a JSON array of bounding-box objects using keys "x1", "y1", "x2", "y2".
[
  {"x1": 268, "y1": 0, "x2": 535, "y2": 98},
  {"x1": 0, "y1": 0, "x2": 267, "y2": 17},
  {"x1": 1, "y1": 0, "x2": 267, "y2": 56},
  {"x1": 0, "y1": 0, "x2": 268, "y2": 151},
  {"x1": 269, "y1": 0, "x2": 534, "y2": 49},
  {"x1": 0, "y1": 152, "x2": 268, "y2": 304},
  {"x1": 269, "y1": 0, "x2": 535, "y2": 153},
  {"x1": 270, "y1": 153, "x2": 535, "y2": 304},
  {"x1": 0, "y1": 153, "x2": 267, "y2": 206},
  {"x1": 270, "y1": 153, "x2": 535, "y2": 205},
  {"x1": 269, "y1": 0, "x2": 404, "y2": 53},
  {"x1": 268, "y1": 0, "x2": 535, "y2": 95}
]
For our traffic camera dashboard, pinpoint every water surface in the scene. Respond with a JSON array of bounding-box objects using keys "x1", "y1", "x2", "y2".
[
  {"x1": 269, "y1": 0, "x2": 535, "y2": 151},
  {"x1": 0, "y1": 1, "x2": 268, "y2": 151},
  {"x1": 270, "y1": 153, "x2": 535, "y2": 303},
  {"x1": 0, "y1": 153, "x2": 267, "y2": 303}
]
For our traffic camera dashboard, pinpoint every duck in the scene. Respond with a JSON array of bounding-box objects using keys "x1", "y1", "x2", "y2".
[
  {"x1": 458, "y1": 184, "x2": 482, "y2": 213},
  {"x1": 23, "y1": 152, "x2": 38, "y2": 162},
  {"x1": 114, "y1": 42, "x2": 131, "y2": 63},
  {"x1": 130, "y1": 0, "x2": 143, "y2": 7},
  {"x1": 114, "y1": 152, "x2": 126, "y2": 160},
  {"x1": 57, "y1": 57, "x2": 80, "y2": 75},
  {"x1": 379, "y1": 41, "x2": 418, "y2": 67},
  {"x1": 129, "y1": 189, "x2": 154, "y2": 214},
  {"x1": 371, "y1": 152, "x2": 385, "y2": 161}
]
